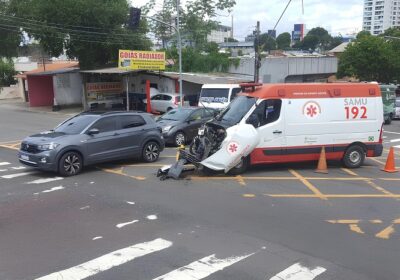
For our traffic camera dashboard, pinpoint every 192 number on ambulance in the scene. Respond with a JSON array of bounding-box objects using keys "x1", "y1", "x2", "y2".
[{"x1": 345, "y1": 106, "x2": 367, "y2": 119}]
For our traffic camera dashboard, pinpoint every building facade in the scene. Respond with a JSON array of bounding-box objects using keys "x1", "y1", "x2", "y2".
[
  {"x1": 363, "y1": 0, "x2": 400, "y2": 35},
  {"x1": 207, "y1": 25, "x2": 232, "y2": 43},
  {"x1": 292, "y1": 24, "x2": 305, "y2": 42}
]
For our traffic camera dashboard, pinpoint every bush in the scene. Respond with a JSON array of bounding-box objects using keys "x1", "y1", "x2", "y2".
[{"x1": 0, "y1": 59, "x2": 16, "y2": 87}]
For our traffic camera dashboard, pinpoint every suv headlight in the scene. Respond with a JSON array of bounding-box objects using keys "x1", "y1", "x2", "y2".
[
  {"x1": 38, "y1": 142, "x2": 60, "y2": 151},
  {"x1": 162, "y1": 125, "x2": 172, "y2": 132}
]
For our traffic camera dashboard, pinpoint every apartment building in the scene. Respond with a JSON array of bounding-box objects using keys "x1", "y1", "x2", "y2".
[{"x1": 363, "y1": 0, "x2": 400, "y2": 35}]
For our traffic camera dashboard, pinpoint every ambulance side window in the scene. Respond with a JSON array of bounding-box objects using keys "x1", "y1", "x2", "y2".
[{"x1": 248, "y1": 99, "x2": 282, "y2": 127}]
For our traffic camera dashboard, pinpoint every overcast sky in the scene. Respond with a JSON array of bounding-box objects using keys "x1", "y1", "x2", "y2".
[{"x1": 132, "y1": 0, "x2": 363, "y2": 39}]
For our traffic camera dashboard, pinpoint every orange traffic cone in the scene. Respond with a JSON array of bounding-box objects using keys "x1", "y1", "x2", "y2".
[
  {"x1": 315, "y1": 147, "x2": 328, "y2": 174},
  {"x1": 382, "y1": 147, "x2": 398, "y2": 173}
]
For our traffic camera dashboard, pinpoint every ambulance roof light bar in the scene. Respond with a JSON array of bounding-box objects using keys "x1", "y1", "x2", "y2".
[{"x1": 240, "y1": 83, "x2": 263, "y2": 93}]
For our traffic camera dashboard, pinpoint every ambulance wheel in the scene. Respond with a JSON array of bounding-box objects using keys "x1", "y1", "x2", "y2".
[
  {"x1": 385, "y1": 116, "x2": 392, "y2": 124},
  {"x1": 342, "y1": 145, "x2": 365, "y2": 168},
  {"x1": 228, "y1": 157, "x2": 249, "y2": 175}
]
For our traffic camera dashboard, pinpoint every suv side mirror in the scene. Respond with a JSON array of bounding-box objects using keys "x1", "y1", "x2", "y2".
[{"x1": 87, "y1": 128, "x2": 100, "y2": 135}]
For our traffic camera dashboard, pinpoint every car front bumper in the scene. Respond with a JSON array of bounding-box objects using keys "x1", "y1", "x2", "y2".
[{"x1": 18, "y1": 150, "x2": 58, "y2": 172}]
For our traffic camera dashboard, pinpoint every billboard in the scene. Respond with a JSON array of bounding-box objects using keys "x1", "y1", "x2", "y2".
[{"x1": 118, "y1": 50, "x2": 166, "y2": 71}]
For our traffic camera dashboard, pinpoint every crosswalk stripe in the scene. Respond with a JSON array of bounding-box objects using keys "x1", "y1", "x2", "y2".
[
  {"x1": 27, "y1": 177, "x2": 63, "y2": 184},
  {"x1": 390, "y1": 138, "x2": 400, "y2": 143},
  {"x1": 394, "y1": 145, "x2": 400, "y2": 149},
  {"x1": 269, "y1": 263, "x2": 326, "y2": 280},
  {"x1": 35, "y1": 238, "x2": 172, "y2": 280},
  {"x1": 153, "y1": 253, "x2": 254, "y2": 280},
  {"x1": 1, "y1": 172, "x2": 34, "y2": 179},
  {"x1": 0, "y1": 162, "x2": 11, "y2": 166},
  {"x1": 12, "y1": 166, "x2": 26, "y2": 170}
]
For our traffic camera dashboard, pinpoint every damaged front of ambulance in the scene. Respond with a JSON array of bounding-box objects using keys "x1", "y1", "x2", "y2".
[{"x1": 157, "y1": 93, "x2": 262, "y2": 179}]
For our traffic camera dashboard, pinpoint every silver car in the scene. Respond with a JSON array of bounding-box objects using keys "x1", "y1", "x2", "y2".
[
  {"x1": 396, "y1": 98, "x2": 400, "y2": 119},
  {"x1": 19, "y1": 111, "x2": 164, "y2": 176}
]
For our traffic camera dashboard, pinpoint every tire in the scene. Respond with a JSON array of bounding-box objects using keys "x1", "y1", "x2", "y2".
[
  {"x1": 385, "y1": 116, "x2": 392, "y2": 124},
  {"x1": 342, "y1": 145, "x2": 365, "y2": 169},
  {"x1": 142, "y1": 141, "x2": 160, "y2": 162},
  {"x1": 174, "y1": 131, "x2": 186, "y2": 146},
  {"x1": 228, "y1": 157, "x2": 249, "y2": 175},
  {"x1": 58, "y1": 151, "x2": 83, "y2": 176},
  {"x1": 167, "y1": 107, "x2": 173, "y2": 112}
]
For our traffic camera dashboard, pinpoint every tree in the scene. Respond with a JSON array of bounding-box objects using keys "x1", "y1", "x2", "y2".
[
  {"x1": 337, "y1": 35, "x2": 398, "y2": 83},
  {"x1": 146, "y1": 0, "x2": 236, "y2": 50},
  {"x1": 225, "y1": 37, "x2": 238, "y2": 42},
  {"x1": 4, "y1": 0, "x2": 152, "y2": 69},
  {"x1": 307, "y1": 27, "x2": 332, "y2": 51},
  {"x1": 328, "y1": 36, "x2": 343, "y2": 50},
  {"x1": 302, "y1": 35, "x2": 319, "y2": 51},
  {"x1": 0, "y1": 0, "x2": 23, "y2": 58},
  {"x1": 356, "y1": 30, "x2": 371, "y2": 40},
  {"x1": 0, "y1": 59, "x2": 16, "y2": 87},
  {"x1": 259, "y1": 33, "x2": 276, "y2": 52},
  {"x1": 276, "y1": 32, "x2": 291, "y2": 49}
]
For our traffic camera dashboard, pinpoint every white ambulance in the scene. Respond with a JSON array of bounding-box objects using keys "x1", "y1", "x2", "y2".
[{"x1": 191, "y1": 83, "x2": 384, "y2": 174}]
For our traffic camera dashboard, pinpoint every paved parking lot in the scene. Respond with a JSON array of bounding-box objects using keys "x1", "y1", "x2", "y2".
[{"x1": 1, "y1": 104, "x2": 400, "y2": 279}]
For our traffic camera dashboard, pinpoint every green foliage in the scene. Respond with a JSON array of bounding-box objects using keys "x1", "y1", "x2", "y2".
[
  {"x1": 0, "y1": 59, "x2": 16, "y2": 87},
  {"x1": 337, "y1": 35, "x2": 398, "y2": 83},
  {"x1": 302, "y1": 34, "x2": 319, "y2": 51},
  {"x1": 146, "y1": 0, "x2": 235, "y2": 50},
  {"x1": 0, "y1": 0, "x2": 23, "y2": 57},
  {"x1": 296, "y1": 27, "x2": 341, "y2": 52},
  {"x1": 259, "y1": 33, "x2": 276, "y2": 52},
  {"x1": 276, "y1": 32, "x2": 291, "y2": 49},
  {"x1": 356, "y1": 30, "x2": 371, "y2": 40},
  {"x1": 225, "y1": 37, "x2": 238, "y2": 42},
  {"x1": 4, "y1": 0, "x2": 152, "y2": 69}
]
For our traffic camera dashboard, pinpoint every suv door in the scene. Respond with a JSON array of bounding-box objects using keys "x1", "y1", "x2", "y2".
[
  {"x1": 118, "y1": 114, "x2": 148, "y2": 157},
  {"x1": 84, "y1": 116, "x2": 122, "y2": 163}
]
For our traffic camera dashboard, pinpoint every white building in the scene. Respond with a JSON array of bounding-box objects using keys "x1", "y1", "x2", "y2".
[
  {"x1": 207, "y1": 25, "x2": 232, "y2": 43},
  {"x1": 363, "y1": 0, "x2": 400, "y2": 35}
]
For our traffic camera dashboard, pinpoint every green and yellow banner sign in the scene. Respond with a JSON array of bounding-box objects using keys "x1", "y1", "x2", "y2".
[{"x1": 118, "y1": 50, "x2": 166, "y2": 71}]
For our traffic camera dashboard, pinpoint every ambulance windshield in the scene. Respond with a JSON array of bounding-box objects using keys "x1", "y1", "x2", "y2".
[{"x1": 216, "y1": 96, "x2": 256, "y2": 126}]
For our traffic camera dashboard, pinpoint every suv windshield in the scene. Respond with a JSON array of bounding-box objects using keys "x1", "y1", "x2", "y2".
[
  {"x1": 159, "y1": 108, "x2": 192, "y2": 121},
  {"x1": 55, "y1": 115, "x2": 98, "y2": 134},
  {"x1": 200, "y1": 88, "x2": 229, "y2": 103},
  {"x1": 216, "y1": 96, "x2": 256, "y2": 126}
]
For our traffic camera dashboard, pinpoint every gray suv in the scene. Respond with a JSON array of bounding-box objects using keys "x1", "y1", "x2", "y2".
[{"x1": 19, "y1": 111, "x2": 164, "y2": 176}]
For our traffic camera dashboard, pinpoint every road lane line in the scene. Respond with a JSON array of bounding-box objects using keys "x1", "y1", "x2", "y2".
[
  {"x1": 266, "y1": 194, "x2": 400, "y2": 198},
  {"x1": 116, "y1": 219, "x2": 139, "y2": 228},
  {"x1": 35, "y1": 238, "x2": 172, "y2": 280},
  {"x1": 11, "y1": 166, "x2": 26, "y2": 170},
  {"x1": 1, "y1": 172, "x2": 34, "y2": 179},
  {"x1": 384, "y1": 131, "x2": 400, "y2": 135},
  {"x1": 269, "y1": 263, "x2": 326, "y2": 280},
  {"x1": 289, "y1": 169, "x2": 327, "y2": 200},
  {"x1": 390, "y1": 138, "x2": 400, "y2": 143},
  {"x1": 375, "y1": 225, "x2": 395, "y2": 239},
  {"x1": 341, "y1": 168, "x2": 358, "y2": 176},
  {"x1": 0, "y1": 162, "x2": 11, "y2": 166},
  {"x1": 26, "y1": 177, "x2": 64, "y2": 184},
  {"x1": 41, "y1": 186, "x2": 64, "y2": 193},
  {"x1": 368, "y1": 157, "x2": 385, "y2": 165},
  {"x1": 153, "y1": 253, "x2": 254, "y2": 280}
]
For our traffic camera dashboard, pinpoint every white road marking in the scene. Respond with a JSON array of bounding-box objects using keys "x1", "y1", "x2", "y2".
[
  {"x1": 126, "y1": 201, "x2": 135, "y2": 205},
  {"x1": 269, "y1": 263, "x2": 326, "y2": 280},
  {"x1": 153, "y1": 253, "x2": 254, "y2": 280},
  {"x1": 394, "y1": 145, "x2": 400, "y2": 149},
  {"x1": 92, "y1": 236, "x2": 103, "y2": 240},
  {"x1": 384, "y1": 131, "x2": 400, "y2": 135},
  {"x1": 1, "y1": 172, "x2": 34, "y2": 179},
  {"x1": 147, "y1": 215, "x2": 158, "y2": 220},
  {"x1": 27, "y1": 177, "x2": 63, "y2": 184},
  {"x1": 80, "y1": 206, "x2": 90, "y2": 210},
  {"x1": 35, "y1": 238, "x2": 172, "y2": 280},
  {"x1": 0, "y1": 169, "x2": 7, "y2": 172},
  {"x1": 0, "y1": 162, "x2": 11, "y2": 166},
  {"x1": 41, "y1": 186, "x2": 64, "y2": 193},
  {"x1": 11, "y1": 166, "x2": 26, "y2": 170},
  {"x1": 390, "y1": 138, "x2": 400, "y2": 143},
  {"x1": 116, "y1": 219, "x2": 139, "y2": 228}
]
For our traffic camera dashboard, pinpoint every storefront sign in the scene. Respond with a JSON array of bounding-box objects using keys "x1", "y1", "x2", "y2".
[
  {"x1": 86, "y1": 82, "x2": 122, "y2": 94},
  {"x1": 118, "y1": 50, "x2": 166, "y2": 71}
]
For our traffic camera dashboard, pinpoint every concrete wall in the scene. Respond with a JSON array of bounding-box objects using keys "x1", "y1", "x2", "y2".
[
  {"x1": 53, "y1": 72, "x2": 83, "y2": 106},
  {"x1": 127, "y1": 74, "x2": 176, "y2": 94},
  {"x1": 228, "y1": 56, "x2": 338, "y2": 83},
  {"x1": 27, "y1": 75, "x2": 54, "y2": 107}
]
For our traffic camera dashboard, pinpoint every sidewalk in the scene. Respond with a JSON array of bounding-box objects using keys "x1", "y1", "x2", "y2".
[{"x1": 0, "y1": 99, "x2": 83, "y2": 116}]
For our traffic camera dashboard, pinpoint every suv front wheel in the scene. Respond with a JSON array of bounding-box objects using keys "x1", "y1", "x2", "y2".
[
  {"x1": 59, "y1": 151, "x2": 83, "y2": 176},
  {"x1": 142, "y1": 141, "x2": 160, "y2": 162}
]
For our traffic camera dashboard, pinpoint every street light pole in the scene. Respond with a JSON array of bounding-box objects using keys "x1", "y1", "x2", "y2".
[
  {"x1": 176, "y1": 0, "x2": 183, "y2": 106},
  {"x1": 144, "y1": 5, "x2": 183, "y2": 106}
]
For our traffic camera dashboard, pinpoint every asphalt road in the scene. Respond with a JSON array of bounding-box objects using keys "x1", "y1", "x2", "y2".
[{"x1": 1, "y1": 103, "x2": 400, "y2": 280}]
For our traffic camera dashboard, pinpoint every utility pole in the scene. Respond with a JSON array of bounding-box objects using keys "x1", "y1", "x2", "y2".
[
  {"x1": 254, "y1": 21, "x2": 260, "y2": 83},
  {"x1": 176, "y1": 0, "x2": 183, "y2": 106}
]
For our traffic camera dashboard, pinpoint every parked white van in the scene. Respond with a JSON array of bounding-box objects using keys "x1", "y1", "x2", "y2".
[{"x1": 198, "y1": 84, "x2": 242, "y2": 110}]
